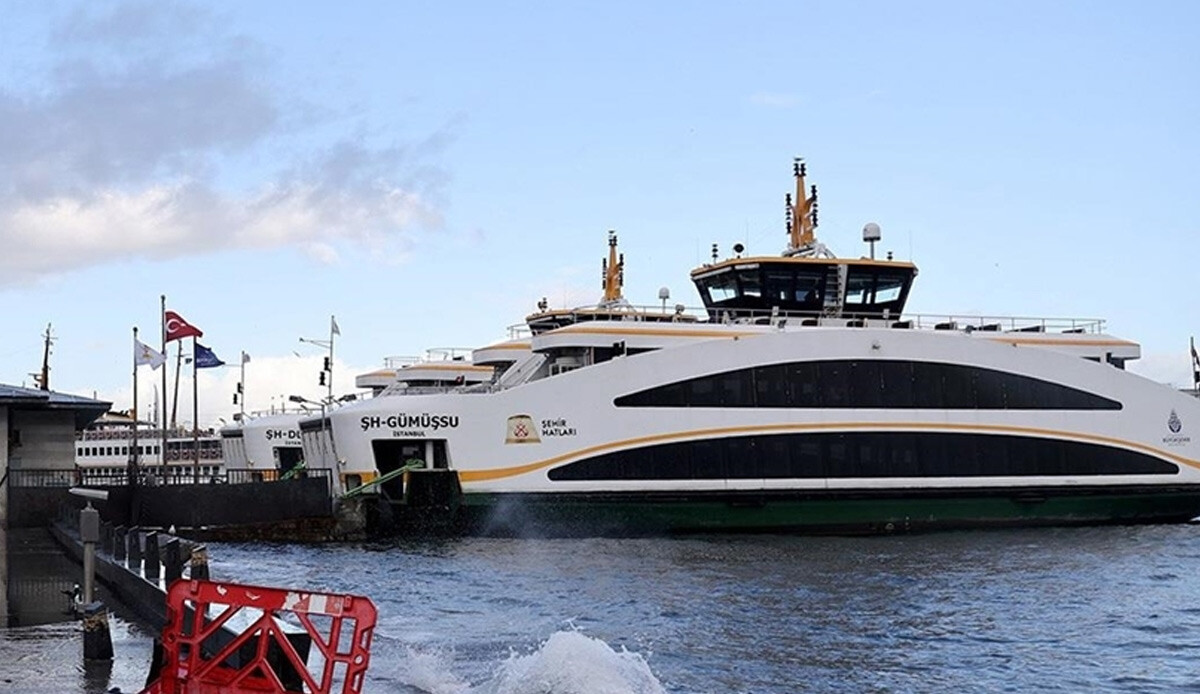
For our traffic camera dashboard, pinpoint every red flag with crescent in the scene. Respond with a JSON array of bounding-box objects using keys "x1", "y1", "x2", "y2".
[{"x1": 164, "y1": 310, "x2": 203, "y2": 342}]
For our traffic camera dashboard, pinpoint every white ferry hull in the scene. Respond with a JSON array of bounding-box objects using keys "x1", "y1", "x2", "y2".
[{"x1": 330, "y1": 328, "x2": 1200, "y2": 533}]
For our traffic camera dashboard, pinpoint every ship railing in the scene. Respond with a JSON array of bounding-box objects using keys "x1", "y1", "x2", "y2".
[
  {"x1": 719, "y1": 309, "x2": 1107, "y2": 334},
  {"x1": 381, "y1": 355, "x2": 422, "y2": 369},
  {"x1": 381, "y1": 347, "x2": 493, "y2": 370},
  {"x1": 506, "y1": 303, "x2": 708, "y2": 334},
  {"x1": 901, "y1": 313, "x2": 1105, "y2": 333}
]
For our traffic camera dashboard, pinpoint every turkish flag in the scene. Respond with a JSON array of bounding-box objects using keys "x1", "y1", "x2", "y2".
[{"x1": 164, "y1": 310, "x2": 203, "y2": 342}]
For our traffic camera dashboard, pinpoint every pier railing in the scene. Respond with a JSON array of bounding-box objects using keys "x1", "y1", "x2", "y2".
[
  {"x1": 9, "y1": 467, "x2": 331, "y2": 488},
  {"x1": 6, "y1": 468, "x2": 78, "y2": 487}
]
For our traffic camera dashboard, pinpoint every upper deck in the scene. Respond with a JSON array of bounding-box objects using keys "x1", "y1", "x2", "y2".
[
  {"x1": 690, "y1": 255, "x2": 917, "y2": 321},
  {"x1": 690, "y1": 159, "x2": 918, "y2": 322}
]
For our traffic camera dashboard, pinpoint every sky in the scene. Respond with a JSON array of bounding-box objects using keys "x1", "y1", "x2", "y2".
[{"x1": 1, "y1": 1, "x2": 1197, "y2": 428}]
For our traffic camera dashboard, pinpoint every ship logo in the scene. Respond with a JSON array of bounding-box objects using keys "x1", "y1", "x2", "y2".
[
  {"x1": 505, "y1": 414, "x2": 541, "y2": 444},
  {"x1": 1168, "y1": 409, "x2": 1183, "y2": 434}
]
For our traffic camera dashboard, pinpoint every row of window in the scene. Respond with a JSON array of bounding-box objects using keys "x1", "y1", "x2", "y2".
[
  {"x1": 547, "y1": 432, "x2": 1177, "y2": 481},
  {"x1": 78, "y1": 439, "x2": 223, "y2": 458},
  {"x1": 78, "y1": 464, "x2": 223, "y2": 477},
  {"x1": 614, "y1": 360, "x2": 1122, "y2": 411},
  {"x1": 79, "y1": 444, "x2": 161, "y2": 457}
]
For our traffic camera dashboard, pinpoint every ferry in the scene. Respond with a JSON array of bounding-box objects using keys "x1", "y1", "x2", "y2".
[
  {"x1": 219, "y1": 410, "x2": 305, "y2": 481},
  {"x1": 313, "y1": 160, "x2": 1200, "y2": 534},
  {"x1": 76, "y1": 411, "x2": 225, "y2": 484},
  {"x1": 293, "y1": 351, "x2": 497, "y2": 495},
  {"x1": 355, "y1": 349, "x2": 493, "y2": 396}
]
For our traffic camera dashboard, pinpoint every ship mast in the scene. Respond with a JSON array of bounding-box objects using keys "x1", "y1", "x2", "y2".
[
  {"x1": 33, "y1": 323, "x2": 54, "y2": 391},
  {"x1": 784, "y1": 158, "x2": 834, "y2": 258},
  {"x1": 601, "y1": 230, "x2": 625, "y2": 305}
]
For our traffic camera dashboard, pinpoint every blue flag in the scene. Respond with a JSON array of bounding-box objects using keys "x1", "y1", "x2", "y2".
[{"x1": 194, "y1": 343, "x2": 225, "y2": 369}]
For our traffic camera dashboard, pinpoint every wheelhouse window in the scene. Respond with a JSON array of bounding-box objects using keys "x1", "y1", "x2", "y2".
[
  {"x1": 842, "y1": 267, "x2": 913, "y2": 317},
  {"x1": 703, "y1": 272, "x2": 739, "y2": 303},
  {"x1": 692, "y1": 261, "x2": 915, "y2": 320},
  {"x1": 694, "y1": 265, "x2": 829, "y2": 317}
]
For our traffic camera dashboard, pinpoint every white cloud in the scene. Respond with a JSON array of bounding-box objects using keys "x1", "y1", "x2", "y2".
[
  {"x1": 0, "y1": 2, "x2": 449, "y2": 286},
  {"x1": 0, "y1": 177, "x2": 438, "y2": 284}
]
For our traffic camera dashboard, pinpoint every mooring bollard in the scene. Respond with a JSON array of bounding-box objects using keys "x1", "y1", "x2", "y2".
[
  {"x1": 82, "y1": 601, "x2": 114, "y2": 661},
  {"x1": 113, "y1": 526, "x2": 126, "y2": 562},
  {"x1": 128, "y1": 529, "x2": 143, "y2": 574},
  {"x1": 144, "y1": 531, "x2": 161, "y2": 583},
  {"x1": 80, "y1": 503, "x2": 100, "y2": 604},
  {"x1": 163, "y1": 538, "x2": 183, "y2": 586},
  {"x1": 189, "y1": 545, "x2": 210, "y2": 581}
]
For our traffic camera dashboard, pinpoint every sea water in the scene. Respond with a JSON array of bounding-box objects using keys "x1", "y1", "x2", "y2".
[
  {"x1": 4, "y1": 525, "x2": 1200, "y2": 692},
  {"x1": 209, "y1": 525, "x2": 1200, "y2": 693}
]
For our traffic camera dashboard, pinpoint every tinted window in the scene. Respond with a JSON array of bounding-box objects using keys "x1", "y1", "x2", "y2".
[
  {"x1": 615, "y1": 360, "x2": 1121, "y2": 411},
  {"x1": 548, "y1": 432, "x2": 1175, "y2": 481}
]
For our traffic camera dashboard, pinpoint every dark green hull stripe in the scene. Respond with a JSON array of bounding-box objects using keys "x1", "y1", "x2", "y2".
[{"x1": 456, "y1": 485, "x2": 1200, "y2": 535}]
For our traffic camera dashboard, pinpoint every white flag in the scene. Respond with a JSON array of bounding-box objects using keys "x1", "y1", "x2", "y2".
[
  {"x1": 331, "y1": 316, "x2": 341, "y2": 336},
  {"x1": 135, "y1": 339, "x2": 166, "y2": 370}
]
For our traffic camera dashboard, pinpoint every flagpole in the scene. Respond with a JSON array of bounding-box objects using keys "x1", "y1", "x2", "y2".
[
  {"x1": 160, "y1": 294, "x2": 168, "y2": 483},
  {"x1": 240, "y1": 352, "x2": 247, "y2": 421},
  {"x1": 171, "y1": 343, "x2": 182, "y2": 429},
  {"x1": 328, "y1": 315, "x2": 336, "y2": 404},
  {"x1": 131, "y1": 327, "x2": 140, "y2": 487},
  {"x1": 193, "y1": 335, "x2": 200, "y2": 484}
]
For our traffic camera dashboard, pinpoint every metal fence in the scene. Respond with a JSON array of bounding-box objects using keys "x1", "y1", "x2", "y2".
[
  {"x1": 224, "y1": 468, "x2": 332, "y2": 485},
  {"x1": 8, "y1": 467, "x2": 332, "y2": 488},
  {"x1": 5, "y1": 469, "x2": 78, "y2": 487}
]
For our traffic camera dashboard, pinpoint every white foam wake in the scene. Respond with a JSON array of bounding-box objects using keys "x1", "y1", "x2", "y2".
[{"x1": 396, "y1": 631, "x2": 667, "y2": 694}]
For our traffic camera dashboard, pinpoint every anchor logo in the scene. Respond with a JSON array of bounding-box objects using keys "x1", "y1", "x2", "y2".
[
  {"x1": 1168, "y1": 409, "x2": 1183, "y2": 434},
  {"x1": 504, "y1": 414, "x2": 541, "y2": 444}
]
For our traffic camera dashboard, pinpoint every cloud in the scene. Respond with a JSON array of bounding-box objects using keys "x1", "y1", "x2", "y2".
[{"x1": 0, "y1": 1, "x2": 448, "y2": 286}]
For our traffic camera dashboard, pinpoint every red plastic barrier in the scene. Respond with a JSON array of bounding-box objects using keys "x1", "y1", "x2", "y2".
[{"x1": 143, "y1": 580, "x2": 377, "y2": 694}]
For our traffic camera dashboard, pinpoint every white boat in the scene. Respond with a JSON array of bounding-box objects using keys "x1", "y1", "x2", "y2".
[
  {"x1": 313, "y1": 160, "x2": 1200, "y2": 534},
  {"x1": 355, "y1": 349, "x2": 494, "y2": 396},
  {"x1": 76, "y1": 412, "x2": 225, "y2": 484},
  {"x1": 219, "y1": 410, "x2": 306, "y2": 480}
]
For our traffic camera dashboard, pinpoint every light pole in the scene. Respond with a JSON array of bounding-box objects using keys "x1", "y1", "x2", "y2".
[{"x1": 299, "y1": 315, "x2": 338, "y2": 404}]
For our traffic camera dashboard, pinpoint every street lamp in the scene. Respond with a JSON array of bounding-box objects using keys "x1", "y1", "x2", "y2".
[{"x1": 299, "y1": 314, "x2": 339, "y2": 403}]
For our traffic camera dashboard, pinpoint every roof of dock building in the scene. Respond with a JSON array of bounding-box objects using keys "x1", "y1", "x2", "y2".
[{"x1": 0, "y1": 383, "x2": 110, "y2": 429}]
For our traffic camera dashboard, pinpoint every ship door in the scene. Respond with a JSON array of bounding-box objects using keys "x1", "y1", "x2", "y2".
[
  {"x1": 371, "y1": 439, "x2": 426, "y2": 499},
  {"x1": 277, "y1": 447, "x2": 304, "y2": 475}
]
